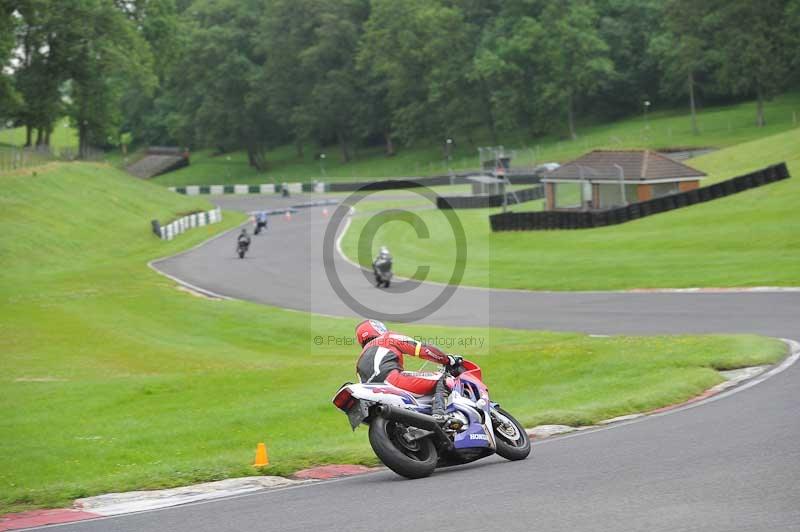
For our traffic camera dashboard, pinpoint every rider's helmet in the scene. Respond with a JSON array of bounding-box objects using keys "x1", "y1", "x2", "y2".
[
  {"x1": 355, "y1": 319, "x2": 387, "y2": 347},
  {"x1": 379, "y1": 246, "x2": 391, "y2": 259}
]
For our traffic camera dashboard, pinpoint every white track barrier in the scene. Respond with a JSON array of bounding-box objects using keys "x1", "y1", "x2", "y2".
[{"x1": 158, "y1": 207, "x2": 222, "y2": 240}]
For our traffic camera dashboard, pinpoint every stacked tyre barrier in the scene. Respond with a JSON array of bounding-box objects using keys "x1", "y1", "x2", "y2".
[
  {"x1": 437, "y1": 185, "x2": 544, "y2": 209},
  {"x1": 490, "y1": 163, "x2": 789, "y2": 232},
  {"x1": 151, "y1": 207, "x2": 222, "y2": 240}
]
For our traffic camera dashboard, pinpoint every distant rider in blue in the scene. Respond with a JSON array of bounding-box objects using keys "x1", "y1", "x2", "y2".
[{"x1": 255, "y1": 211, "x2": 268, "y2": 234}]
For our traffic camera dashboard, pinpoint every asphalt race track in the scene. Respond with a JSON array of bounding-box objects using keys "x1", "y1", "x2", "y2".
[
  {"x1": 53, "y1": 194, "x2": 800, "y2": 531},
  {"x1": 155, "y1": 194, "x2": 800, "y2": 336}
]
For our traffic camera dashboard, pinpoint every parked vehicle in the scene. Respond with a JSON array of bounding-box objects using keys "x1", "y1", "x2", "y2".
[{"x1": 332, "y1": 358, "x2": 530, "y2": 479}]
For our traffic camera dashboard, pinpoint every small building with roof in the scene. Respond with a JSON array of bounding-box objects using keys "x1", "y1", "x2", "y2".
[{"x1": 542, "y1": 150, "x2": 707, "y2": 211}]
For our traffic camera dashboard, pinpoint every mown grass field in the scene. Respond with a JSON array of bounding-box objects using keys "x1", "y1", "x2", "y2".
[
  {"x1": 149, "y1": 92, "x2": 800, "y2": 186},
  {"x1": 0, "y1": 163, "x2": 786, "y2": 513},
  {"x1": 341, "y1": 128, "x2": 800, "y2": 290}
]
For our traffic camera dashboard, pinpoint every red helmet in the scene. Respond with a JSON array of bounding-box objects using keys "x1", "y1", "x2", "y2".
[{"x1": 355, "y1": 319, "x2": 387, "y2": 347}]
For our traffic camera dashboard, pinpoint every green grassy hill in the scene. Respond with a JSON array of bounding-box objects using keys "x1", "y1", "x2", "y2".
[
  {"x1": 0, "y1": 162, "x2": 784, "y2": 512},
  {"x1": 153, "y1": 92, "x2": 800, "y2": 186},
  {"x1": 341, "y1": 128, "x2": 800, "y2": 290}
]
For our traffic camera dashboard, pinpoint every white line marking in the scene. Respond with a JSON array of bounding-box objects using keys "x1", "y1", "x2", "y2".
[{"x1": 534, "y1": 338, "x2": 800, "y2": 445}]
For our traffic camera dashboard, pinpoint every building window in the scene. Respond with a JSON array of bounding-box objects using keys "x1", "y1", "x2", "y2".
[
  {"x1": 554, "y1": 183, "x2": 582, "y2": 209},
  {"x1": 651, "y1": 182, "x2": 679, "y2": 198},
  {"x1": 596, "y1": 184, "x2": 638, "y2": 208}
]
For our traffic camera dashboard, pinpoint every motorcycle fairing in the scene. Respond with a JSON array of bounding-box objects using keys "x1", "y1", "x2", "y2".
[{"x1": 340, "y1": 382, "x2": 419, "y2": 407}]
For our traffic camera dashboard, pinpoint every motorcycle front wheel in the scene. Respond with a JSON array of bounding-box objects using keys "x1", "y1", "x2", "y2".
[
  {"x1": 368, "y1": 416, "x2": 438, "y2": 479},
  {"x1": 491, "y1": 407, "x2": 531, "y2": 461}
]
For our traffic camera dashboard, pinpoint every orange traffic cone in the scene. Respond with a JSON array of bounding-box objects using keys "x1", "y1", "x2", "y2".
[
  {"x1": 322, "y1": 207, "x2": 329, "y2": 217},
  {"x1": 253, "y1": 442, "x2": 269, "y2": 467},
  {"x1": 284, "y1": 211, "x2": 292, "y2": 221}
]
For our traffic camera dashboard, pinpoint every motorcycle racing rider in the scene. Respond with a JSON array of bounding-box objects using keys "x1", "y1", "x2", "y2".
[
  {"x1": 355, "y1": 319, "x2": 462, "y2": 420},
  {"x1": 372, "y1": 246, "x2": 393, "y2": 288},
  {"x1": 238, "y1": 228, "x2": 251, "y2": 248},
  {"x1": 255, "y1": 211, "x2": 268, "y2": 234}
]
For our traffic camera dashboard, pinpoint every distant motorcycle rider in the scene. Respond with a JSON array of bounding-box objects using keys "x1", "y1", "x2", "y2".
[
  {"x1": 238, "y1": 228, "x2": 251, "y2": 247},
  {"x1": 372, "y1": 246, "x2": 393, "y2": 288},
  {"x1": 354, "y1": 319, "x2": 461, "y2": 419},
  {"x1": 255, "y1": 211, "x2": 268, "y2": 234},
  {"x1": 375, "y1": 246, "x2": 391, "y2": 263}
]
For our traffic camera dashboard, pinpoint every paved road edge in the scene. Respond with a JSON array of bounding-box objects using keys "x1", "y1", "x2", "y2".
[{"x1": 4, "y1": 339, "x2": 797, "y2": 532}]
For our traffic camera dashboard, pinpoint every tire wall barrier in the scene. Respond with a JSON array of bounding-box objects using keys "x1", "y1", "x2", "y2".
[
  {"x1": 490, "y1": 163, "x2": 790, "y2": 232},
  {"x1": 437, "y1": 185, "x2": 544, "y2": 209},
  {"x1": 150, "y1": 207, "x2": 222, "y2": 240}
]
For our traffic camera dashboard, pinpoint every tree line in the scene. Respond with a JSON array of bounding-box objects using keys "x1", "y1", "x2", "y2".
[{"x1": 1, "y1": 0, "x2": 798, "y2": 165}]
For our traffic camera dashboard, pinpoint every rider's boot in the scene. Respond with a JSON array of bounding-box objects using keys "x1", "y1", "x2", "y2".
[{"x1": 431, "y1": 374, "x2": 448, "y2": 423}]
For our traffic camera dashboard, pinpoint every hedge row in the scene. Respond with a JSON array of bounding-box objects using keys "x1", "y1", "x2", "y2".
[
  {"x1": 489, "y1": 162, "x2": 790, "y2": 231},
  {"x1": 437, "y1": 185, "x2": 544, "y2": 209}
]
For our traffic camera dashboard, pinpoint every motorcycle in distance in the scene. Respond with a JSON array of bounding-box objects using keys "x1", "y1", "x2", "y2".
[
  {"x1": 332, "y1": 358, "x2": 531, "y2": 479},
  {"x1": 254, "y1": 212, "x2": 268, "y2": 235},
  {"x1": 372, "y1": 249, "x2": 393, "y2": 288},
  {"x1": 236, "y1": 234, "x2": 250, "y2": 259}
]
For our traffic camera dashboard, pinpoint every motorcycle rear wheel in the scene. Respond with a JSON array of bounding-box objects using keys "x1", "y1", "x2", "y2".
[
  {"x1": 368, "y1": 416, "x2": 438, "y2": 479},
  {"x1": 491, "y1": 407, "x2": 531, "y2": 461}
]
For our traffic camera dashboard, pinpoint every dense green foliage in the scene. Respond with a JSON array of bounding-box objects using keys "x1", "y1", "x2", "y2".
[
  {"x1": 0, "y1": 162, "x2": 785, "y2": 512},
  {"x1": 3, "y1": 0, "x2": 799, "y2": 164}
]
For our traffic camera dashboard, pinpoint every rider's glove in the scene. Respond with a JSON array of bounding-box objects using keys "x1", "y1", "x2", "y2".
[{"x1": 445, "y1": 355, "x2": 463, "y2": 375}]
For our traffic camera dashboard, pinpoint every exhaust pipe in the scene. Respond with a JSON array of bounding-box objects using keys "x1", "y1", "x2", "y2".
[{"x1": 377, "y1": 405, "x2": 452, "y2": 450}]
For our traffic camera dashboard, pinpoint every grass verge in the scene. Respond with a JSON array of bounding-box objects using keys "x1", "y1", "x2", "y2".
[
  {"x1": 0, "y1": 163, "x2": 785, "y2": 512},
  {"x1": 341, "y1": 128, "x2": 800, "y2": 290}
]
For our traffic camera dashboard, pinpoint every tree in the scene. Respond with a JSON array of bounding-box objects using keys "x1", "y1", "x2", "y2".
[
  {"x1": 472, "y1": 3, "x2": 549, "y2": 137},
  {"x1": 170, "y1": 0, "x2": 276, "y2": 168},
  {"x1": 706, "y1": 0, "x2": 793, "y2": 127},
  {"x1": 0, "y1": 2, "x2": 21, "y2": 124},
  {"x1": 261, "y1": 0, "x2": 369, "y2": 163},
  {"x1": 595, "y1": 0, "x2": 662, "y2": 119},
  {"x1": 12, "y1": 0, "x2": 68, "y2": 147},
  {"x1": 651, "y1": 0, "x2": 715, "y2": 135},
  {"x1": 358, "y1": 0, "x2": 488, "y2": 147},
  {"x1": 119, "y1": 0, "x2": 184, "y2": 146},
  {"x1": 539, "y1": 0, "x2": 615, "y2": 139},
  {"x1": 59, "y1": 0, "x2": 154, "y2": 157}
]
